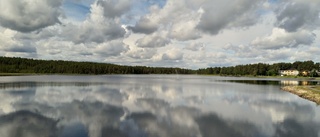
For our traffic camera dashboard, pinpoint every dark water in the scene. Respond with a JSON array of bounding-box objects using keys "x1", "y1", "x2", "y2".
[{"x1": 0, "y1": 75, "x2": 319, "y2": 137}]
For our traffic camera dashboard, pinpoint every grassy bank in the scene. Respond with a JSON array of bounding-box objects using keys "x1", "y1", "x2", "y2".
[{"x1": 281, "y1": 86, "x2": 320, "y2": 105}]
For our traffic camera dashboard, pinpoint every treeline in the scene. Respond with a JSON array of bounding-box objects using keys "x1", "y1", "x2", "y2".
[
  {"x1": 197, "y1": 61, "x2": 320, "y2": 77},
  {"x1": 1, "y1": 56, "x2": 319, "y2": 76},
  {"x1": 0, "y1": 57, "x2": 194, "y2": 74}
]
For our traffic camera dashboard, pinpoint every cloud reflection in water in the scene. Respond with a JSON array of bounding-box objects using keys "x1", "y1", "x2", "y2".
[{"x1": 0, "y1": 75, "x2": 319, "y2": 137}]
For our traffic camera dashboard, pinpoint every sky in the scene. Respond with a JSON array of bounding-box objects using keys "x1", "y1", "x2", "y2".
[{"x1": 0, "y1": 0, "x2": 320, "y2": 69}]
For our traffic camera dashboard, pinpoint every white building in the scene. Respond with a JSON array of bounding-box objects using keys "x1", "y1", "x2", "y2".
[{"x1": 279, "y1": 70, "x2": 299, "y2": 76}]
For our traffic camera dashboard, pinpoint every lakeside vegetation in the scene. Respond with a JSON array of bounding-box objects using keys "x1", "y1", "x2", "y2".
[
  {"x1": 0, "y1": 56, "x2": 319, "y2": 77},
  {"x1": 282, "y1": 86, "x2": 320, "y2": 105},
  {"x1": 0, "y1": 57, "x2": 194, "y2": 75}
]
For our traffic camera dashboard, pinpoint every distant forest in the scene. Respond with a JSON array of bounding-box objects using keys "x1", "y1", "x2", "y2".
[
  {"x1": 198, "y1": 61, "x2": 320, "y2": 77},
  {"x1": 0, "y1": 57, "x2": 193, "y2": 74},
  {"x1": 0, "y1": 56, "x2": 319, "y2": 77}
]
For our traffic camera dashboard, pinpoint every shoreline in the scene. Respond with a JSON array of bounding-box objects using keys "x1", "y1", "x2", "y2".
[
  {"x1": 0, "y1": 73, "x2": 36, "y2": 76},
  {"x1": 281, "y1": 86, "x2": 320, "y2": 105},
  {"x1": 1, "y1": 73, "x2": 320, "y2": 78}
]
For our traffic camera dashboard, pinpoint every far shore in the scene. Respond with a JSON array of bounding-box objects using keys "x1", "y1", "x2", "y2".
[
  {"x1": 281, "y1": 86, "x2": 320, "y2": 105},
  {"x1": 1, "y1": 73, "x2": 320, "y2": 80},
  {"x1": 0, "y1": 73, "x2": 36, "y2": 76},
  {"x1": 0, "y1": 73, "x2": 104, "y2": 76}
]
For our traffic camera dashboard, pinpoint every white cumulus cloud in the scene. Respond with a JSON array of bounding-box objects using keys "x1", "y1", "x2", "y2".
[
  {"x1": 251, "y1": 28, "x2": 316, "y2": 49},
  {"x1": 62, "y1": 2, "x2": 126, "y2": 44}
]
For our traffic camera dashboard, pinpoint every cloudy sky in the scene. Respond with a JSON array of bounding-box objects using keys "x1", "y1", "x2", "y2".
[{"x1": 0, "y1": 0, "x2": 320, "y2": 69}]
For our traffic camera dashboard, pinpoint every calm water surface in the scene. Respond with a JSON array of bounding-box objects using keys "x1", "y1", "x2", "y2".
[{"x1": 0, "y1": 75, "x2": 319, "y2": 137}]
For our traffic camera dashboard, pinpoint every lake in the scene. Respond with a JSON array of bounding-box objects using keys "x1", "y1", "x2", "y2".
[{"x1": 0, "y1": 75, "x2": 319, "y2": 137}]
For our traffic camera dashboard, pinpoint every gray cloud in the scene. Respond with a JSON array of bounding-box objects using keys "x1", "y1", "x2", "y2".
[
  {"x1": 63, "y1": 21, "x2": 125, "y2": 44},
  {"x1": 184, "y1": 42, "x2": 205, "y2": 51},
  {"x1": 224, "y1": 27, "x2": 317, "y2": 62},
  {"x1": 94, "y1": 40, "x2": 129, "y2": 57},
  {"x1": 127, "y1": 17, "x2": 158, "y2": 34},
  {"x1": 127, "y1": 48, "x2": 157, "y2": 59},
  {"x1": 264, "y1": 49, "x2": 292, "y2": 61},
  {"x1": 3, "y1": 45, "x2": 37, "y2": 53},
  {"x1": 48, "y1": 49, "x2": 63, "y2": 55},
  {"x1": 96, "y1": 0, "x2": 131, "y2": 18},
  {"x1": 223, "y1": 43, "x2": 294, "y2": 62},
  {"x1": 136, "y1": 32, "x2": 170, "y2": 48},
  {"x1": 15, "y1": 28, "x2": 56, "y2": 41},
  {"x1": 197, "y1": 0, "x2": 263, "y2": 35},
  {"x1": 0, "y1": 29, "x2": 37, "y2": 54},
  {"x1": 161, "y1": 50, "x2": 183, "y2": 61},
  {"x1": 275, "y1": 1, "x2": 320, "y2": 32},
  {"x1": 0, "y1": 0, "x2": 62, "y2": 32},
  {"x1": 169, "y1": 17, "x2": 202, "y2": 41},
  {"x1": 126, "y1": 4, "x2": 162, "y2": 35}
]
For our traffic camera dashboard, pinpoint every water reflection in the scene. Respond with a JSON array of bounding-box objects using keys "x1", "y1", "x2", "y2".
[
  {"x1": 0, "y1": 75, "x2": 319, "y2": 137},
  {"x1": 220, "y1": 80, "x2": 319, "y2": 86},
  {"x1": 280, "y1": 80, "x2": 320, "y2": 86},
  {"x1": 220, "y1": 80, "x2": 280, "y2": 85},
  {"x1": 0, "y1": 82, "x2": 103, "y2": 89},
  {"x1": 280, "y1": 80, "x2": 299, "y2": 85},
  {"x1": 0, "y1": 110, "x2": 58, "y2": 137}
]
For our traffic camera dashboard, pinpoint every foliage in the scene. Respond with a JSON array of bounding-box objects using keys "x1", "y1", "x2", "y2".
[
  {"x1": 197, "y1": 61, "x2": 320, "y2": 77},
  {"x1": 0, "y1": 57, "x2": 319, "y2": 77},
  {"x1": 0, "y1": 57, "x2": 194, "y2": 75}
]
